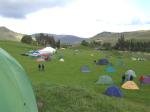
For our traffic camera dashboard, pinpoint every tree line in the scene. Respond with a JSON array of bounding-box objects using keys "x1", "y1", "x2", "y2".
[
  {"x1": 81, "y1": 34, "x2": 150, "y2": 52},
  {"x1": 114, "y1": 34, "x2": 150, "y2": 52},
  {"x1": 81, "y1": 40, "x2": 112, "y2": 50},
  {"x1": 21, "y1": 33, "x2": 60, "y2": 48}
]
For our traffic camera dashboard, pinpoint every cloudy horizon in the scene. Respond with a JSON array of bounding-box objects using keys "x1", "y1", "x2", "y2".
[{"x1": 0, "y1": 0, "x2": 150, "y2": 38}]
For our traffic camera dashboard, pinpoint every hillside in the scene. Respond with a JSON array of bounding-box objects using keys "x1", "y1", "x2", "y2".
[
  {"x1": 32, "y1": 33, "x2": 84, "y2": 44},
  {"x1": 91, "y1": 30, "x2": 150, "y2": 44},
  {"x1": 54, "y1": 34, "x2": 84, "y2": 44},
  {"x1": 0, "y1": 26, "x2": 24, "y2": 41},
  {"x1": 0, "y1": 26, "x2": 84, "y2": 44}
]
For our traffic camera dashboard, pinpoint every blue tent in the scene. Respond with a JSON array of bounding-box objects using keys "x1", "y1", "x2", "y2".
[
  {"x1": 106, "y1": 66, "x2": 116, "y2": 73},
  {"x1": 96, "y1": 58, "x2": 109, "y2": 65},
  {"x1": 105, "y1": 85, "x2": 123, "y2": 97},
  {"x1": 81, "y1": 65, "x2": 91, "y2": 73}
]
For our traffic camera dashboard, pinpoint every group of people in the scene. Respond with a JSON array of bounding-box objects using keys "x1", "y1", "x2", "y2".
[{"x1": 38, "y1": 64, "x2": 45, "y2": 71}]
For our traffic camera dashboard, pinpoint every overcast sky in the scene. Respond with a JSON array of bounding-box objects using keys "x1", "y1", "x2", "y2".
[{"x1": 0, "y1": 0, "x2": 150, "y2": 38}]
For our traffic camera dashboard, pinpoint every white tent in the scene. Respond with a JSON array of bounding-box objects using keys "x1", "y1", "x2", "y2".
[
  {"x1": 39, "y1": 47, "x2": 56, "y2": 54},
  {"x1": 59, "y1": 58, "x2": 64, "y2": 62}
]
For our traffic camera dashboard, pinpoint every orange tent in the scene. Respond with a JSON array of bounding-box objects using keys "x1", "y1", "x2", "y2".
[{"x1": 121, "y1": 81, "x2": 139, "y2": 90}]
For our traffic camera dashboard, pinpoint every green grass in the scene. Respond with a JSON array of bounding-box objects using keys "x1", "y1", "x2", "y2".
[
  {"x1": 35, "y1": 84, "x2": 150, "y2": 112},
  {"x1": 0, "y1": 41, "x2": 150, "y2": 112}
]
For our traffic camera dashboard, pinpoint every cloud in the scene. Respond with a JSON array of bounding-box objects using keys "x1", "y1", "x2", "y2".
[
  {"x1": 0, "y1": 0, "x2": 74, "y2": 18},
  {"x1": 1, "y1": 0, "x2": 150, "y2": 37},
  {"x1": 122, "y1": 17, "x2": 150, "y2": 26}
]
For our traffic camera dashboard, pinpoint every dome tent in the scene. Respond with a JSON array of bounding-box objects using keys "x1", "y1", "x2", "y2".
[
  {"x1": 59, "y1": 58, "x2": 64, "y2": 62},
  {"x1": 96, "y1": 75, "x2": 113, "y2": 85},
  {"x1": 121, "y1": 81, "x2": 139, "y2": 90},
  {"x1": 0, "y1": 48, "x2": 38, "y2": 112},
  {"x1": 106, "y1": 66, "x2": 116, "y2": 73},
  {"x1": 81, "y1": 65, "x2": 91, "y2": 73},
  {"x1": 125, "y1": 70, "x2": 136, "y2": 80},
  {"x1": 143, "y1": 76, "x2": 150, "y2": 84},
  {"x1": 96, "y1": 58, "x2": 109, "y2": 65},
  {"x1": 39, "y1": 46, "x2": 56, "y2": 54},
  {"x1": 105, "y1": 85, "x2": 123, "y2": 97}
]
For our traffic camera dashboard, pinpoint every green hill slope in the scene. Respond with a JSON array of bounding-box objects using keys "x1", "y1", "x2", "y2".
[
  {"x1": 35, "y1": 84, "x2": 150, "y2": 112},
  {"x1": 92, "y1": 30, "x2": 150, "y2": 44},
  {"x1": 0, "y1": 26, "x2": 24, "y2": 41}
]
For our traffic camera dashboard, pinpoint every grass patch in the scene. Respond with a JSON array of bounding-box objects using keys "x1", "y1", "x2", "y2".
[{"x1": 35, "y1": 84, "x2": 150, "y2": 112}]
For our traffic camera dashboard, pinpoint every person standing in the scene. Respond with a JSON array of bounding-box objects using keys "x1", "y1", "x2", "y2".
[
  {"x1": 121, "y1": 73, "x2": 126, "y2": 84},
  {"x1": 41, "y1": 64, "x2": 45, "y2": 71},
  {"x1": 38, "y1": 64, "x2": 41, "y2": 71},
  {"x1": 139, "y1": 75, "x2": 144, "y2": 85}
]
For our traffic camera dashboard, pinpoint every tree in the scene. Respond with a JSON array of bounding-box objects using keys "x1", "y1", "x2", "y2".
[
  {"x1": 114, "y1": 34, "x2": 126, "y2": 50},
  {"x1": 56, "y1": 40, "x2": 61, "y2": 48},
  {"x1": 102, "y1": 42, "x2": 112, "y2": 50},
  {"x1": 35, "y1": 33, "x2": 56, "y2": 47},
  {"x1": 81, "y1": 40, "x2": 89, "y2": 46},
  {"x1": 48, "y1": 35, "x2": 56, "y2": 47},
  {"x1": 89, "y1": 40, "x2": 101, "y2": 47},
  {"x1": 36, "y1": 33, "x2": 45, "y2": 46},
  {"x1": 21, "y1": 35, "x2": 33, "y2": 44}
]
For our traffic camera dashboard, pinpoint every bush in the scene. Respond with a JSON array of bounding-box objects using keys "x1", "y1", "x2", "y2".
[{"x1": 21, "y1": 35, "x2": 33, "y2": 44}]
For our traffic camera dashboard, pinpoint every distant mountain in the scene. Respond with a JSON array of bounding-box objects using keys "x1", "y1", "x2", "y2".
[
  {"x1": 0, "y1": 26, "x2": 24, "y2": 41},
  {"x1": 92, "y1": 30, "x2": 150, "y2": 44},
  {"x1": 32, "y1": 33, "x2": 85, "y2": 44},
  {"x1": 1, "y1": 26, "x2": 150, "y2": 44},
  {"x1": 53, "y1": 34, "x2": 85, "y2": 44},
  {"x1": 0, "y1": 27, "x2": 84, "y2": 44}
]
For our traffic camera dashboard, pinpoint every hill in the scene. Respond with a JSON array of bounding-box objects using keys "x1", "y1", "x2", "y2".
[
  {"x1": 54, "y1": 34, "x2": 85, "y2": 44},
  {"x1": 0, "y1": 26, "x2": 84, "y2": 44},
  {"x1": 0, "y1": 26, "x2": 24, "y2": 41},
  {"x1": 32, "y1": 33, "x2": 84, "y2": 44},
  {"x1": 91, "y1": 30, "x2": 150, "y2": 44}
]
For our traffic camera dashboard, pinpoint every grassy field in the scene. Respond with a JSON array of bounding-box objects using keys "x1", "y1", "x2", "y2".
[{"x1": 0, "y1": 41, "x2": 150, "y2": 112}]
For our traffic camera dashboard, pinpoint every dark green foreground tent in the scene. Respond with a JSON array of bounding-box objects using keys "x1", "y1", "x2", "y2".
[{"x1": 0, "y1": 48, "x2": 38, "y2": 112}]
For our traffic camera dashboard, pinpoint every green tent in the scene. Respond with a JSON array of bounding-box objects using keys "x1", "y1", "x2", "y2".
[
  {"x1": 0, "y1": 48, "x2": 38, "y2": 112},
  {"x1": 96, "y1": 75, "x2": 113, "y2": 85}
]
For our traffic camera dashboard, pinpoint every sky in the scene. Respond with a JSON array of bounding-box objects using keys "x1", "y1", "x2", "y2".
[{"x1": 0, "y1": 0, "x2": 150, "y2": 38}]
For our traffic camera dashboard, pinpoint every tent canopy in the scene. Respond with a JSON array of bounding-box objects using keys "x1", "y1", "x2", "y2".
[
  {"x1": 39, "y1": 46, "x2": 56, "y2": 54},
  {"x1": 96, "y1": 75, "x2": 113, "y2": 85},
  {"x1": 81, "y1": 65, "x2": 91, "y2": 73},
  {"x1": 0, "y1": 48, "x2": 38, "y2": 112},
  {"x1": 106, "y1": 66, "x2": 116, "y2": 73},
  {"x1": 121, "y1": 81, "x2": 139, "y2": 90},
  {"x1": 105, "y1": 85, "x2": 123, "y2": 97},
  {"x1": 143, "y1": 76, "x2": 150, "y2": 84},
  {"x1": 59, "y1": 58, "x2": 64, "y2": 62},
  {"x1": 125, "y1": 70, "x2": 136, "y2": 77},
  {"x1": 96, "y1": 58, "x2": 109, "y2": 65}
]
